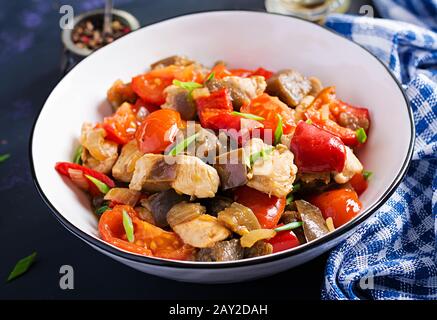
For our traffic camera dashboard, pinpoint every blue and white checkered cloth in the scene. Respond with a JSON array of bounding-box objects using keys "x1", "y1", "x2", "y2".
[{"x1": 321, "y1": 0, "x2": 437, "y2": 300}]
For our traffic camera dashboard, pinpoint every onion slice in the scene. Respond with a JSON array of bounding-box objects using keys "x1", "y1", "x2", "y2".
[{"x1": 240, "y1": 229, "x2": 276, "y2": 248}]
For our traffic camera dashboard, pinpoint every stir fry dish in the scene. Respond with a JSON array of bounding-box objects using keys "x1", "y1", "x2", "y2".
[{"x1": 55, "y1": 56, "x2": 372, "y2": 261}]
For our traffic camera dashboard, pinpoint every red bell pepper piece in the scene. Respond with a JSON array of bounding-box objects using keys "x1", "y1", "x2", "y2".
[
  {"x1": 251, "y1": 67, "x2": 274, "y2": 80},
  {"x1": 268, "y1": 230, "x2": 300, "y2": 253},
  {"x1": 55, "y1": 162, "x2": 115, "y2": 196},
  {"x1": 306, "y1": 113, "x2": 358, "y2": 147},
  {"x1": 290, "y1": 121, "x2": 346, "y2": 173},
  {"x1": 195, "y1": 88, "x2": 236, "y2": 130}
]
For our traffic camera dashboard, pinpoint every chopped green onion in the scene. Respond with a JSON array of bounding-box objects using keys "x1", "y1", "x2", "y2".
[
  {"x1": 286, "y1": 194, "x2": 294, "y2": 205},
  {"x1": 274, "y1": 114, "x2": 283, "y2": 145},
  {"x1": 73, "y1": 145, "x2": 83, "y2": 164},
  {"x1": 363, "y1": 170, "x2": 373, "y2": 180},
  {"x1": 167, "y1": 133, "x2": 199, "y2": 156},
  {"x1": 0, "y1": 153, "x2": 10, "y2": 163},
  {"x1": 173, "y1": 79, "x2": 202, "y2": 92},
  {"x1": 274, "y1": 222, "x2": 303, "y2": 232},
  {"x1": 7, "y1": 252, "x2": 37, "y2": 282},
  {"x1": 84, "y1": 175, "x2": 110, "y2": 194},
  {"x1": 306, "y1": 119, "x2": 313, "y2": 125},
  {"x1": 293, "y1": 183, "x2": 301, "y2": 193},
  {"x1": 249, "y1": 147, "x2": 274, "y2": 166},
  {"x1": 122, "y1": 210, "x2": 134, "y2": 243},
  {"x1": 205, "y1": 72, "x2": 215, "y2": 82},
  {"x1": 95, "y1": 205, "x2": 110, "y2": 215},
  {"x1": 356, "y1": 128, "x2": 367, "y2": 144},
  {"x1": 231, "y1": 111, "x2": 265, "y2": 121}
]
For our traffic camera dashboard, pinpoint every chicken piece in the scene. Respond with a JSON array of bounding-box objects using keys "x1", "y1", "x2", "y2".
[
  {"x1": 80, "y1": 123, "x2": 118, "y2": 174},
  {"x1": 161, "y1": 85, "x2": 197, "y2": 120},
  {"x1": 130, "y1": 154, "x2": 220, "y2": 198},
  {"x1": 107, "y1": 79, "x2": 137, "y2": 110},
  {"x1": 334, "y1": 146, "x2": 363, "y2": 184},
  {"x1": 172, "y1": 214, "x2": 231, "y2": 248},
  {"x1": 206, "y1": 76, "x2": 266, "y2": 109},
  {"x1": 196, "y1": 239, "x2": 244, "y2": 262},
  {"x1": 244, "y1": 139, "x2": 298, "y2": 197},
  {"x1": 112, "y1": 140, "x2": 143, "y2": 182},
  {"x1": 172, "y1": 155, "x2": 220, "y2": 198},
  {"x1": 81, "y1": 148, "x2": 117, "y2": 174},
  {"x1": 266, "y1": 69, "x2": 311, "y2": 107},
  {"x1": 129, "y1": 154, "x2": 176, "y2": 192}
]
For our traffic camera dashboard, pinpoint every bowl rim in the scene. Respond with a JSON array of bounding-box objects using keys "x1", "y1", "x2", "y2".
[{"x1": 30, "y1": 10, "x2": 415, "y2": 269}]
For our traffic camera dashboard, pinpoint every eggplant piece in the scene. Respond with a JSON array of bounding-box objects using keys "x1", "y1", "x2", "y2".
[
  {"x1": 134, "y1": 206, "x2": 156, "y2": 225},
  {"x1": 214, "y1": 148, "x2": 248, "y2": 190},
  {"x1": 150, "y1": 55, "x2": 193, "y2": 69},
  {"x1": 244, "y1": 241, "x2": 273, "y2": 258},
  {"x1": 143, "y1": 189, "x2": 189, "y2": 228},
  {"x1": 200, "y1": 196, "x2": 233, "y2": 216},
  {"x1": 196, "y1": 239, "x2": 244, "y2": 262},
  {"x1": 266, "y1": 69, "x2": 311, "y2": 107},
  {"x1": 217, "y1": 202, "x2": 261, "y2": 236},
  {"x1": 280, "y1": 210, "x2": 300, "y2": 225},
  {"x1": 161, "y1": 85, "x2": 197, "y2": 120},
  {"x1": 295, "y1": 200, "x2": 329, "y2": 242}
]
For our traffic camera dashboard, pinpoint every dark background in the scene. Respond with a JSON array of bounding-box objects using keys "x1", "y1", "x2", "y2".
[{"x1": 0, "y1": 0, "x2": 374, "y2": 299}]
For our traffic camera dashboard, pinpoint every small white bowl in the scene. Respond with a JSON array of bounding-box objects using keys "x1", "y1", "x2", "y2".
[{"x1": 31, "y1": 11, "x2": 414, "y2": 283}]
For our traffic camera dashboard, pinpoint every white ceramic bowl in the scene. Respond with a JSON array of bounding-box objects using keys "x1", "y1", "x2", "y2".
[{"x1": 31, "y1": 11, "x2": 414, "y2": 283}]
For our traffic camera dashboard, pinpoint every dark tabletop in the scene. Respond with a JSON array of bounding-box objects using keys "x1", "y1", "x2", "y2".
[{"x1": 0, "y1": 0, "x2": 375, "y2": 300}]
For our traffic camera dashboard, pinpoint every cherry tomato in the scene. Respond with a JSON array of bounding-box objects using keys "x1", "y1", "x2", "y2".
[
  {"x1": 290, "y1": 121, "x2": 346, "y2": 173},
  {"x1": 136, "y1": 109, "x2": 183, "y2": 154},
  {"x1": 132, "y1": 98, "x2": 160, "y2": 114},
  {"x1": 131, "y1": 73, "x2": 172, "y2": 105},
  {"x1": 268, "y1": 230, "x2": 300, "y2": 253},
  {"x1": 305, "y1": 87, "x2": 370, "y2": 147},
  {"x1": 55, "y1": 162, "x2": 115, "y2": 196},
  {"x1": 234, "y1": 186, "x2": 286, "y2": 229},
  {"x1": 349, "y1": 172, "x2": 368, "y2": 196},
  {"x1": 103, "y1": 103, "x2": 137, "y2": 144},
  {"x1": 99, "y1": 205, "x2": 193, "y2": 260},
  {"x1": 309, "y1": 189, "x2": 362, "y2": 228},
  {"x1": 132, "y1": 65, "x2": 203, "y2": 105},
  {"x1": 330, "y1": 100, "x2": 371, "y2": 132},
  {"x1": 241, "y1": 93, "x2": 295, "y2": 135}
]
